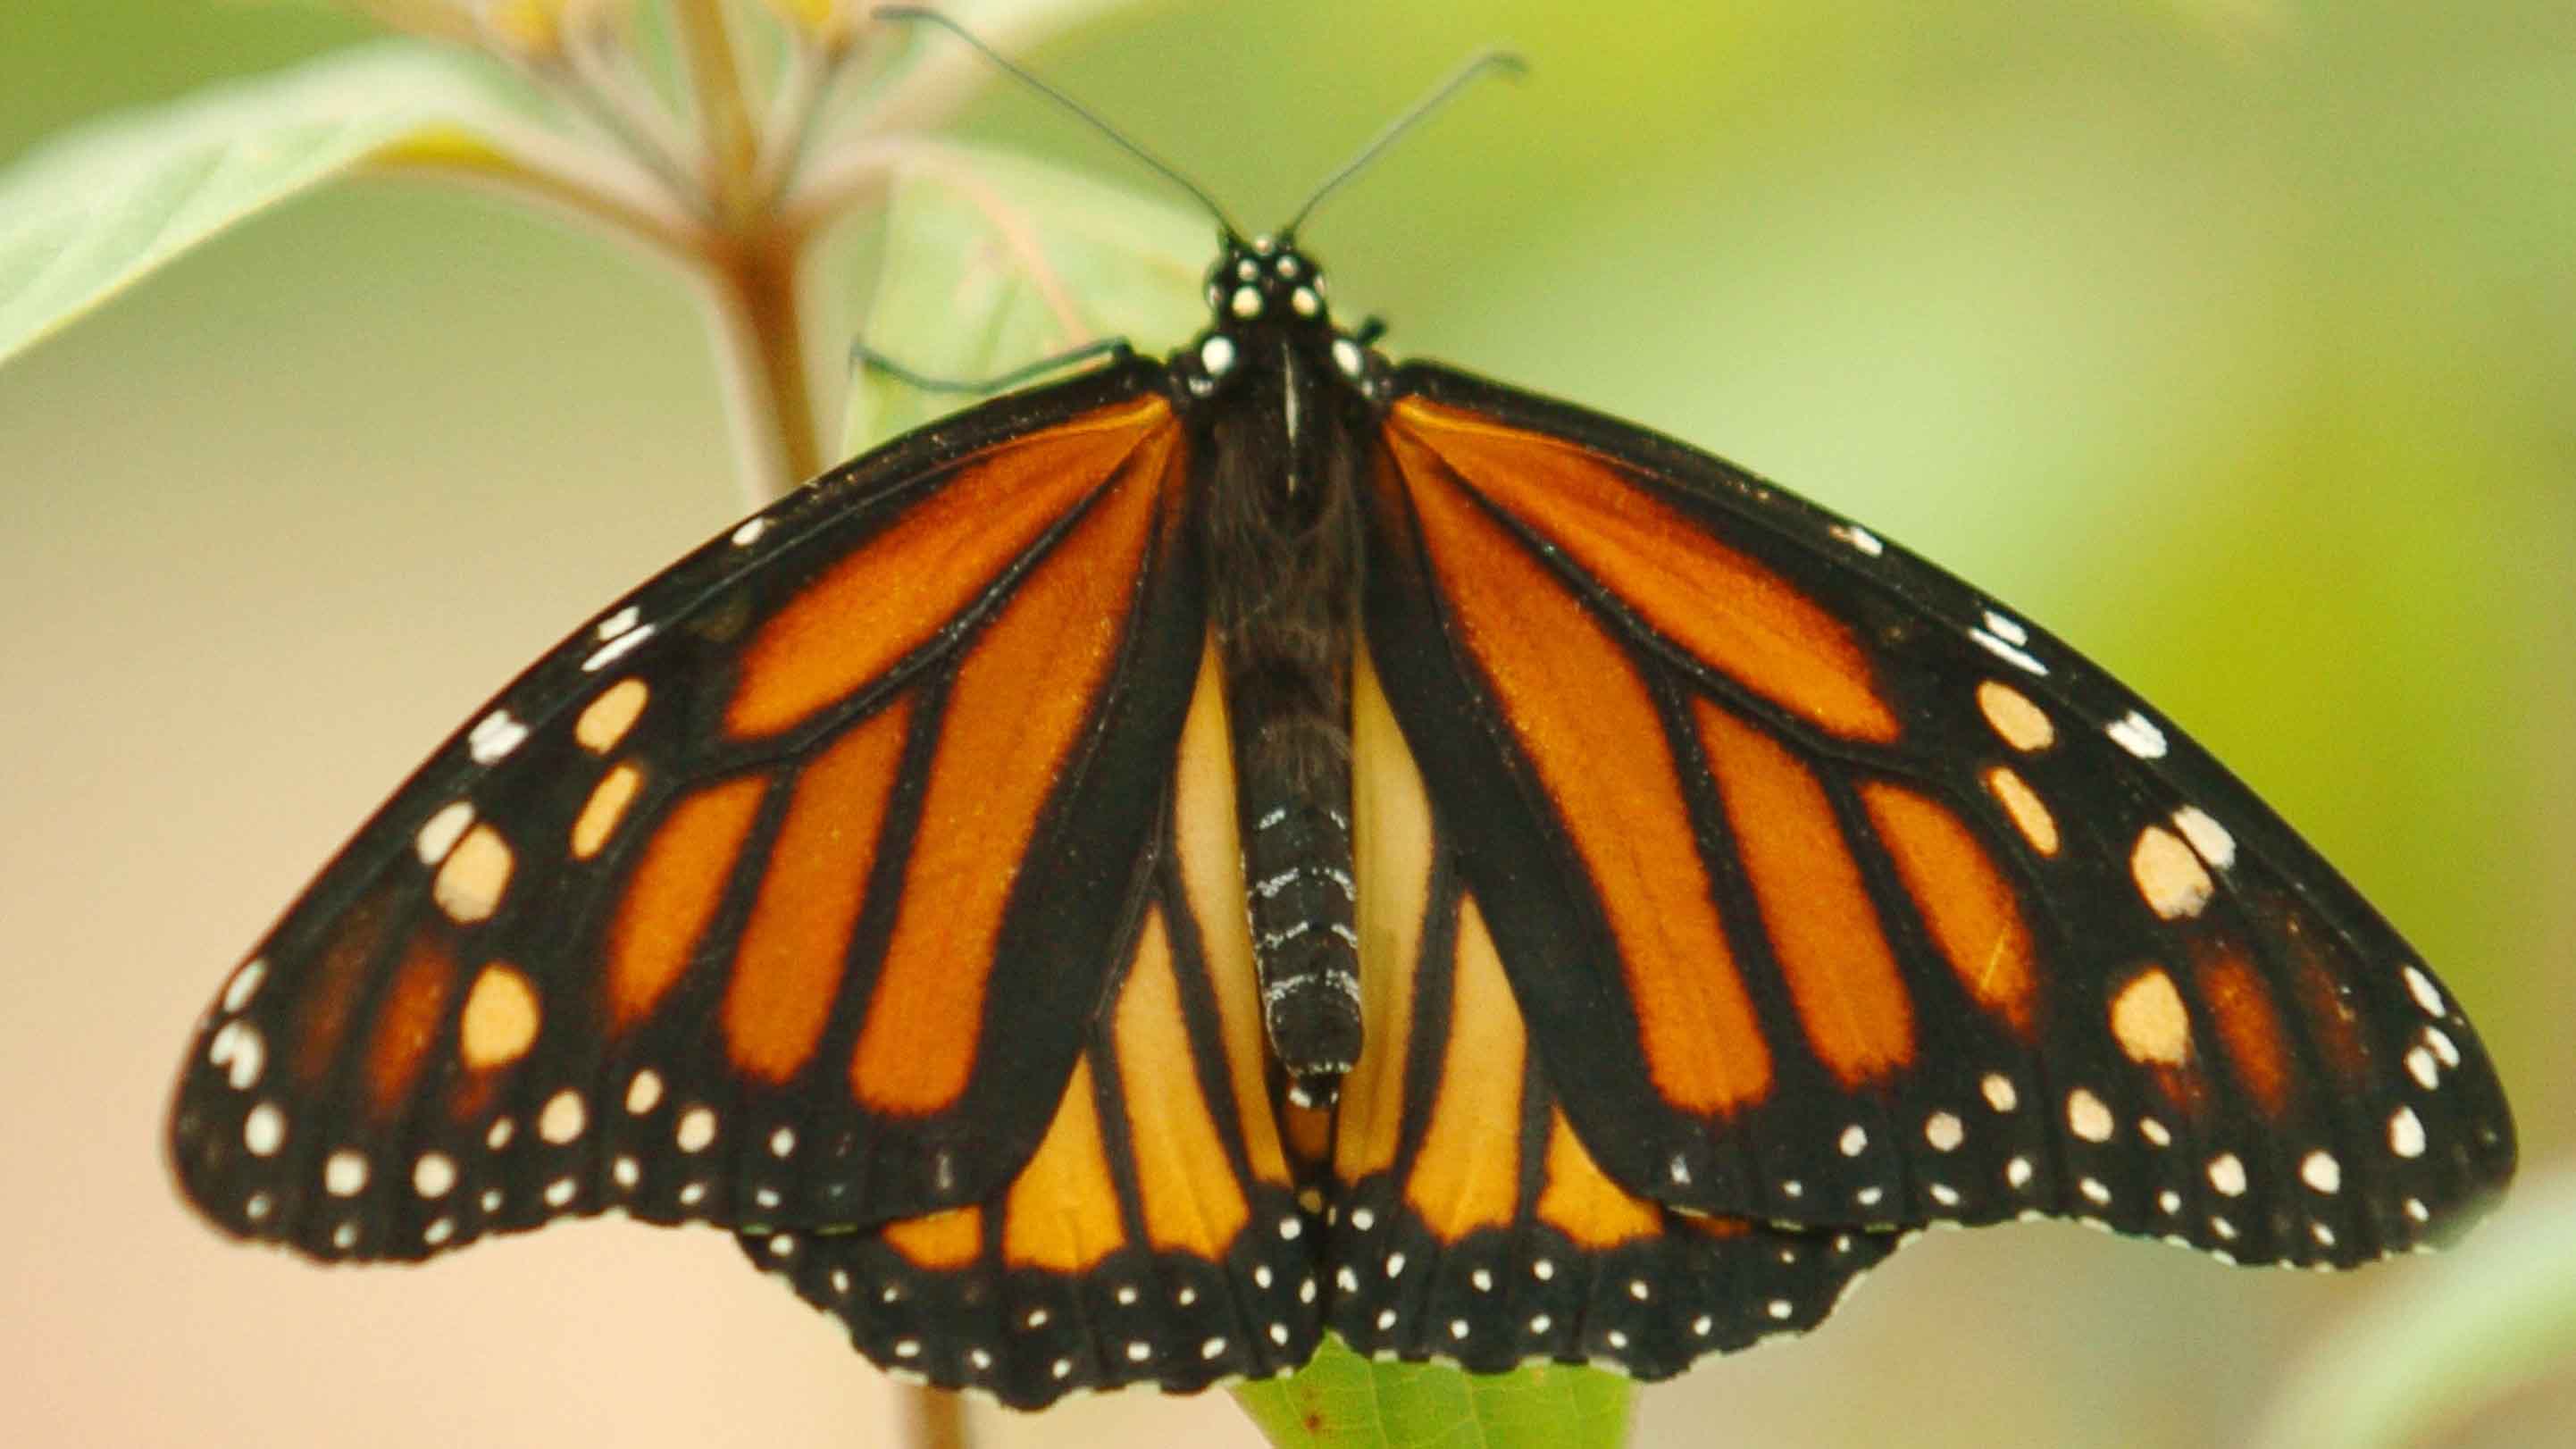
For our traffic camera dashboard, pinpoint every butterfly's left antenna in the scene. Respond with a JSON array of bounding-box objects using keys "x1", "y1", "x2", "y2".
[
  {"x1": 874, "y1": 6, "x2": 1246, "y2": 239},
  {"x1": 1283, "y1": 48, "x2": 1526, "y2": 237}
]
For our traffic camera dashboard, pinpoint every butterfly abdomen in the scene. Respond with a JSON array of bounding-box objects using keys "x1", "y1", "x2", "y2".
[
  {"x1": 1201, "y1": 353, "x2": 1369, "y2": 1104},
  {"x1": 1235, "y1": 727, "x2": 1361, "y2": 1103}
]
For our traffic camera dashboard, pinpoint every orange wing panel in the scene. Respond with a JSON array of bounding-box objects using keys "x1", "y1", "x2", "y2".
[
  {"x1": 723, "y1": 699, "x2": 913, "y2": 1082},
  {"x1": 1534, "y1": 1110, "x2": 1661, "y2": 1249},
  {"x1": 1860, "y1": 782, "x2": 2039, "y2": 1037},
  {"x1": 1000, "y1": 1058, "x2": 1126, "y2": 1273},
  {"x1": 363, "y1": 930, "x2": 456, "y2": 1115},
  {"x1": 1171, "y1": 638, "x2": 1292, "y2": 1187},
  {"x1": 1112, "y1": 910, "x2": 1251, "y2": 1257},
  {"x1": 882, "y1": 1206, "x2": 983, "y2": 1271},
  {"x1": 1695, "y1": 700, "x2": 1916, "y2": 1084},
  {"x1": 849, "y1": 424, "x2": 1183, "y2": 1115},
  {"x1": 1402, "y1": 897, "x2": 1526, "y2": 1243},
  {"x1": 2283, "y1": 922, "x2": 2372, "y2": 1087},
  {"x1": 727, "y1": 395, "x2": 1174, "y2": 739},
  {"x1": 606, "y1": 775, "x2": 769, "y2": 1030},
  {"x1": 293, "y1": 886, "x2": 395, "y2": 1084},
  {"x1": 2195, "y1": 944, "x2": 2293, "y2": 1118},
  {"x1": 1390, "y1": 397, "x2": 1900, "y2": 744},
  {"x1": 1390, "y1": 428, "x2": 1770, "y2": 1116},
  {"x1": 1338, "y1": 645, "x2": 1433, "y2": 1179}
]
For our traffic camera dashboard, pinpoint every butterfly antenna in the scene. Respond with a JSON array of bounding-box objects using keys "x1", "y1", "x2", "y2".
[
  {"x1": 875, "y1": 6, "x2": 1244, "y2": 238},
  {"x1": 1284, "y1": 48, "x2": 1527, "y2": 237}
]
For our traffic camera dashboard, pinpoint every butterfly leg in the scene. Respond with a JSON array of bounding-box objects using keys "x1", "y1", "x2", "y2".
[{"x1": 849, "y1": 336, "x2": 1137, "y2": 396}]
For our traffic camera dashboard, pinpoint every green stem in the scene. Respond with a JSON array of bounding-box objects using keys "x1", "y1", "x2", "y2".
[{"x1": 666, "y1": 0, "x2": 819, "y2": 502}]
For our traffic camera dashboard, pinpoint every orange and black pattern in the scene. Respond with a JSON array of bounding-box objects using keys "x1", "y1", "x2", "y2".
[
  {"x1": 172, "y1": 377, "x2": 1205, "y2": 1267},
  {"x1": 168, "y1": 228, "x2": 2514, "y2": 1411},
  {"x1": 1362, "y1": 381, "x2": 2513, "y2": 1268}
]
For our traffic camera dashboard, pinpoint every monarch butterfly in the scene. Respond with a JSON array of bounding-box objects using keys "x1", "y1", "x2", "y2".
[{"x1": 168, "y1": 20, "x2": 2514, "y2": 1418}]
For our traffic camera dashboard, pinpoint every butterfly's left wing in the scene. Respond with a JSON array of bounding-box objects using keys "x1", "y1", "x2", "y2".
[
  {"x1": 1360, "y1": 364, "x2": 2513, "y2": 1271},
  {"x1": 167, "y1": 363, "x2": 1206, "y2": 1261}
]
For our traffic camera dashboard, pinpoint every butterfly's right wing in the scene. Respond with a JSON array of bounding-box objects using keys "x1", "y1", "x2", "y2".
[{"x1": 1324, "y1": 646, "x2": 1904, "y2": 1378}]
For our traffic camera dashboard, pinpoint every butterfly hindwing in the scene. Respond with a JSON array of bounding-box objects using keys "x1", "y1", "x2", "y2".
[
  {"x1": 1326, "y1": 644, "x2": 1903, "y2": 1377},
  {"x1": 745, "y1": 639, "x2": 1326, "y2": 1408},
  {"x1": 169, "y1": 360, "x2": 1206, "y2": 1261},
  {"x1": 1362, "y1": 364, "x2": 2513, "y2": 1267}
]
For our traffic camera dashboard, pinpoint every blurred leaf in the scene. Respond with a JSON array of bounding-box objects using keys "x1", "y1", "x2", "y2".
[
  {"x1": 2252, "y1": 1167, "x2": 2576, "y2": 1449},
  {"x1": 837, "y1": 138, "x2": 1209, "y2": 452},
  {"x1": 1231, "y1": 1335, "x2": 1633, "y2": 1449},
  {"x1": 0, "y1": 38, "x2": 621, "y2": 368}
]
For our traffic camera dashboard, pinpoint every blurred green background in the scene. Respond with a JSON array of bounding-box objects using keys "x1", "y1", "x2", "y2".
[{"x1": 4, "y1": 1, "x2": 2570, "y2": 1445}]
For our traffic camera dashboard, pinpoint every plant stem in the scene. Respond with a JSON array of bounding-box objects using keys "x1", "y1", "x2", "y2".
[
  {"x1": 907, "y1": 1389, "x2": 968, "y2": 1449},
  {"x1": 699, "y1": 229, "x2": 819, "y2": 503},
  {"x1": 667, "y1": 0, "x2": 819, "y2": 502},
  {"x1": 672, "y1": 0, "x2": 762, "y2": 222}
]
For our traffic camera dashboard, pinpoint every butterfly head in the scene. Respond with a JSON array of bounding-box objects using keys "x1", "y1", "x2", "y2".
[
  {"x1": 1201, "y1": 231, "x2": 1333, "y2": 332},
  {"x1": 1183, "y1": 231, "x2": 1384, "y2": 403}
]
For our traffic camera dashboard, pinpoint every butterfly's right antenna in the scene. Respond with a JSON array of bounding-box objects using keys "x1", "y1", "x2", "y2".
[
  {"x1": 1284, "y1": 48, "x2": 1526, "y2": 237},
  {"x1": 875, "y1": 6, "x2": 1246, "y2": 239}
]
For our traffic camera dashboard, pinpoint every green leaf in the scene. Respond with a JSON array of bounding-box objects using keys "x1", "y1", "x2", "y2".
[
  {"x1": 2250, "y1": 1169, "x2": 2576, "y2": 1448},
  {"x1": 0, "y1": 38, "x2": 623, "y2": 368},
  {"x1": 1231, "y1": 1335, "x2": 1634, "y2": 1449},
  {"x1": 835, "y1": 139, "x2": 1212, "y2": 453}
]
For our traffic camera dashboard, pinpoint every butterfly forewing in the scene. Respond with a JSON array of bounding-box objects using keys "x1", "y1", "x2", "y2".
[
  {"x1": 170, "y1": 364, "x2": 1202, "y2": 1261},
  {"x1": 1363, "y1": 365, "x2": 2513, "y2": 1265}
]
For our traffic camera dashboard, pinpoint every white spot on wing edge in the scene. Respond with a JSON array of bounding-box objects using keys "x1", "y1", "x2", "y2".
[
  {"x1": 1971, "y1": 627, "x2": 2048, "y2": 676},
  {"x1": 323, "y1": 1149, "x2": 369, "y2": 1196},
  {"x1": 221, "y1": 958, "x2": 267, "y2": 1014},
  {"x1": 732, "y1": 516, "x2": 769, "y2": 547},
  {"x1": 539, "y1": 1089, "x2": 587, "y2": 1144},
  {"x1": 2403, "y1": 966, "x2": 2445, "y2": 1018},
  {"x1": 414, "y1": 1152, "x2": 456, "y2": 1197},
  {"x1": 2208, "y1": 1152, "x2": 2248, "y2": 1196},
  {"x1": 208, "y1": 1021, "x2": 264, "y2": 1090},
  {"x1": 2300, "y1": 1150, "x2": 2342, "y2": 1194},
  {"x1": 1981, "y1": 609, "x2": 2029, "y2": 646},
  {"x1": 2108, "y1": 709, "x2": 2168, "y2": 759},
  {"x1": 2171, "y1": 806, "x2": 2237, "y2": 870},
  {"x1": 1830, "y1": 522, "x2": 1886, "y2": 557},
  {"x1": 2388, "y1": 1107, "x2": 2426, "y2": 1158},
  {"x1": 466, "y1": 709, "x2": 528, "y2": 765},
  {"x1": 243, "y1": 1102, "x2": 286, "y2": 1156},
  {"x1": 2066, "y1": 1088, "x2": 2114, "y2": 1143},
  {"x1": 595, "y1": 604, "x2": 641, "y2": 641},
  {"x1": 581, "y1": 623, "x2": 656, "y2": 673}
]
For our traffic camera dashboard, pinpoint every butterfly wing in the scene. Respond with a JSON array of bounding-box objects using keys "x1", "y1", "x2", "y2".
[
  {"x1": 1360, "y1": 364, "x2": 2514, "y2": 1270},
  {"x1": 1326, "y1": 645, "x2": 1903, "y2": 1378},
  {"x1": 743, "y1": 641, "x2": 1325, "y2": 1408},
  {"x1": 168, "y1": 359, "x2": 1206, "y2": 1261}
]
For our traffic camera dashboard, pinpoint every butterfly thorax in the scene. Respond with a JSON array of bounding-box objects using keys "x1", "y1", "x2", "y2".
[{"x1": 1183, "y1": 233, "x2": 1376, "y2": 1107}]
